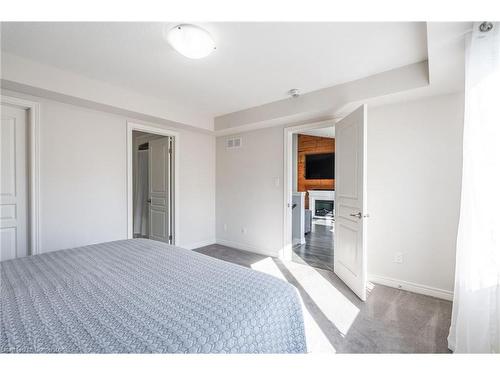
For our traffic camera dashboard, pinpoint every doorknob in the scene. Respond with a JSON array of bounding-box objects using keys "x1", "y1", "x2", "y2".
[
  {"x1": 147, "y1": 198, "x2": 152, "y2": 203},
  {"x1": 350, "y1": 212, "x2": 362, "y2": 219}
]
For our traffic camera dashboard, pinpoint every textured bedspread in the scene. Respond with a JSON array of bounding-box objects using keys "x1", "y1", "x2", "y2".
[{"x1": 1, "y1": 239, "x2": 306, "y2": 353}]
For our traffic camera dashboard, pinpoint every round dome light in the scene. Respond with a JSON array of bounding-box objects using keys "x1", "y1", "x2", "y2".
[{"x1": 166, "y1": 24, "x2": 216, "y2": 59}]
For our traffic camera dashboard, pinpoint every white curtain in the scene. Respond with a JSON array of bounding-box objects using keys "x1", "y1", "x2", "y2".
[
  {"x1": 133, "y1": 150, "x2": 149, "y2": 237},
  {"x1": 448, "y1": 22, "x2": 500, "y2": 353}
]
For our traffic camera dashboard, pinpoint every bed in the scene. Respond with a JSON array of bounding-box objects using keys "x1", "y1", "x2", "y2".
[{"x1": 0, "y1": 239, "x2": 306, "y2": 353}]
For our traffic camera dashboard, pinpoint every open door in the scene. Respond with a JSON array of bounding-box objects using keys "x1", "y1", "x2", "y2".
[
  {"x1": 149, "y1": 136, "x2": 173, "y2": 244},
  {"x1": 334, "y1": 105, "x2": 368, "y2": 301}
]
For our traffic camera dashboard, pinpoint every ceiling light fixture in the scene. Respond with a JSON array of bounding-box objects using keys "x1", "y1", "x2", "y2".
[{"x1": 166, "y1": 24, "x2": 216, "y2": 59}]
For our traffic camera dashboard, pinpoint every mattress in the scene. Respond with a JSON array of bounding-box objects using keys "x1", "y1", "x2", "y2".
[{"x1": 0, "y1": 239, "x2": 306, "y2": 353}]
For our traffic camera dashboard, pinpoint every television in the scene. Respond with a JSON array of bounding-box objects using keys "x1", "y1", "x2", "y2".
[{"x1": 305, "y1": 153, "x2": 334, "y2": 179}]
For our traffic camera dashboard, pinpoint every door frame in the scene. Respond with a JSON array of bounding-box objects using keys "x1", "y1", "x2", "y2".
[
  {"x1": 1, "y1": 95, "x2": 41, "y2": 255},
  {"x1": 282, "y1": 118, "x2": 337, "y2": 261},
  {"x1": 126, "y1": 121, "x2": 180, "y2": 245}
]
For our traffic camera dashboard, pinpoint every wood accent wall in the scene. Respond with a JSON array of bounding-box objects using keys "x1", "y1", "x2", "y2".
[{"x1": 297, "y1": 134, "x2": 335, "y2": 209}]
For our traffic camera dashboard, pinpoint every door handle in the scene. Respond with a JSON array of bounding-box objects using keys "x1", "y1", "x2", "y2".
[
  {"x1": 349, "y1": 212, "x2": 369, "y2": 219},
  {"x1": 147, "y1": 198, "x2": 152, "y2": 203}
]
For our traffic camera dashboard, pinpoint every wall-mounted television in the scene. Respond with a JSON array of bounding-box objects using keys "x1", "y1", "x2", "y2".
[{"x1": 305, "y1": 153, "x2": 334, "y2": 179}]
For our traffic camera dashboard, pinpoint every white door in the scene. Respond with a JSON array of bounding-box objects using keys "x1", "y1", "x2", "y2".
[
  {"x1": 148, "y1": 137, "x2": 172, "y2": 243},
  {"x1": 1, "y1": 104, "x2": 28, "y2": 261},
  {"x1": 334, "y1": 105, "x2": 368, "y2": 301}
]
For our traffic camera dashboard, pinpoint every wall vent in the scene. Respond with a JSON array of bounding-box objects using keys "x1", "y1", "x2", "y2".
[{"x1": 226, "y1": 137, "x2": 242, "y2": 149}]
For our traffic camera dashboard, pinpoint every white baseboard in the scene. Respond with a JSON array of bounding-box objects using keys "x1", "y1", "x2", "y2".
[
  {"x1": 369, "y1": 274, "x2": 453, "y2": 301},
  {"x1": 215, "y1": 239, "x2": 278, "y2": 258},
  {"x1": 182, "y1": 239, "x2": 216, "y2": 250}
]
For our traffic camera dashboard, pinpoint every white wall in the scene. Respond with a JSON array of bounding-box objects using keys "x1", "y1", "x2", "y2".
[
  {"x1": 216, "y1": 126, "x2": 285, "y2": 257},
  {"x1": 39, "y1": 100, "x2": 127, "y2": 251},
  {"x1": 179, "y1": 127, "x2": 216, "y2": 249},
  {"x1": 367, "y1": 93, "x2": 463, "y2": 294},
  {"x1": 216, "y1": 92, "x2": 463, "y2": 296},
  {"x1": 2, "y1": 90, "x2": 216, "y2": 253}
]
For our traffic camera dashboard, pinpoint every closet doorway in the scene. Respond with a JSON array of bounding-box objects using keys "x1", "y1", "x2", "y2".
[{"x1": 127, "y1": 123, "x2": 179, "y2": 245}]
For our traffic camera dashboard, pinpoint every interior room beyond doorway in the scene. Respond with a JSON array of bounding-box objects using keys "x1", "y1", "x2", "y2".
[{"x1": 291, "y1": 127, "x2": 335, "y2": 271}]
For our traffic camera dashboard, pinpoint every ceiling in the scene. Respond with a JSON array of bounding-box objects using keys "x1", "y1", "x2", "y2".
[{"x1": 1, "y1": 22, "x2": 428, "y2": 120}]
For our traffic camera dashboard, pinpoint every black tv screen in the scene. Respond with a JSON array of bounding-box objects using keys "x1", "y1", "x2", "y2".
[{"x1": 305, "y1": 153, "x2": 334, "y2": 179}]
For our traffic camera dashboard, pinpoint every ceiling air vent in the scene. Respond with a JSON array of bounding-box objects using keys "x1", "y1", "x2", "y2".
[{"x1": 226, "y1": 137, "x2": 242, "y2": 149}]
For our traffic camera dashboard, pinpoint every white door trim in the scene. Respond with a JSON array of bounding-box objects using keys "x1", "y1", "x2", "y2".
[
  {"x1": 1, "y1": 95, "x2": 41, "y2": 255},
  {"x1": 282, "y1": 118, "x2": 337, "y2": 260},
  {"x1": 126, "y1": 121, "x2": 180, "y2": 246}
]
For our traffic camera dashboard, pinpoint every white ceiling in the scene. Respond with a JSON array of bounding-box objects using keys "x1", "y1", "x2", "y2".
[
  {"x1": 1, "y1": 22, "x2": 428, "y2": 119},
  {"x1": 334, "y1": 22, "x2": 470, "y2": 119}
]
